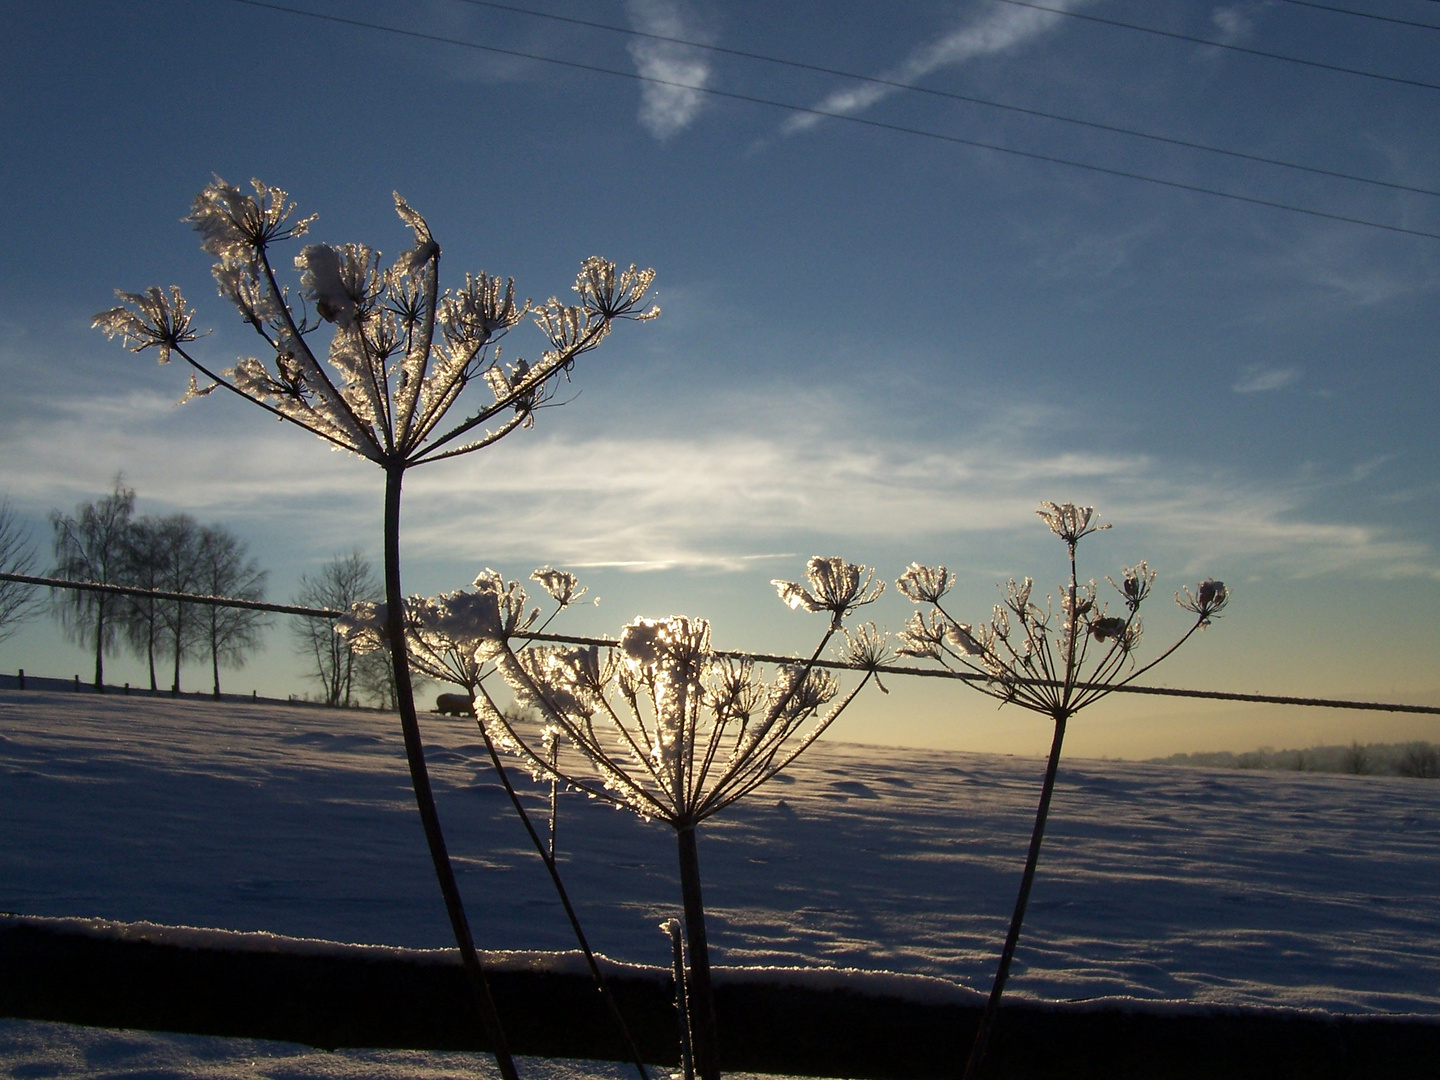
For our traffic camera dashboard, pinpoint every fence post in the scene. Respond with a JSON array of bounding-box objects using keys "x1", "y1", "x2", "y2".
[{"x1": 17, "y1": 669, "x2": 23, "y2": 691}]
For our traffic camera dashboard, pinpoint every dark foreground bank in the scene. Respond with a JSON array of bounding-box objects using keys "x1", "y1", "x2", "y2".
[{"x1": 1, "y1": 914, "x2": 1435, "y2": 1080}]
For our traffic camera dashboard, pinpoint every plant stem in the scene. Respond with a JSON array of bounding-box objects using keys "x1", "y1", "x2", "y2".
[
  {"x1": 476, "y1": 720, "x2": 651, "y2": 1080},
  {"x1": 383, "y1": 466, "x2": 519, "y2": 1080},
  {"x1": 962, "y1": 713, "x2": 1068, "y2": 1080},
  {"x1": 676, "y1": 825, "x2": 722, "y2": 1080},
  {"x1": 666, "y1": 919, "x2": 696, "y2": 1080}
]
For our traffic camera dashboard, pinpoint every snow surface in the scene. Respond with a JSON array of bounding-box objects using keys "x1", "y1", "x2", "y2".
[{"x1": 3, "y1": 687, "x2": 1439, "y2": 1073}]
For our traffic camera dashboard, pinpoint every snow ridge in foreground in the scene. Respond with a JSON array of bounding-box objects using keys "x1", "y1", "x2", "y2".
[{"x1": 2, "y1": 689, "x2": 1438, "y2": 1014}]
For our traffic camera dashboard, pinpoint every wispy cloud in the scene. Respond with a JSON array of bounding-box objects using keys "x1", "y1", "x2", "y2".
[
  {"x1": 1233, "y1": 363, "x2": 1300, "y2": 393},
  {"x1": 1210, "y1": 4, "x2": 1260, "y2": 45},
  {"x1": 626, "y1": 0, "x2": 712, "y2": 139},
  {"x1": 781, "y1": 0, "x2": 1086, "y2": 136},
  {"x1": 6, "y1": 388, "x2": 1434, "y2": 583}
]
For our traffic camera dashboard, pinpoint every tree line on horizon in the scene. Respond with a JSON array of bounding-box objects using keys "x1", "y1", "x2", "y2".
[
  {"x1": 0, "y1": 481, "x2": 434, "y2": 709},
  {"x1": 44, "y1": 478, "x2": 267, "y2": 697}
]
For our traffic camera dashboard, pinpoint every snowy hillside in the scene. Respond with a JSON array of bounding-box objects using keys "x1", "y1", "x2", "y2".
[{"x1": 3, "y1": 687, "x2": 1438, "y2": 1016}]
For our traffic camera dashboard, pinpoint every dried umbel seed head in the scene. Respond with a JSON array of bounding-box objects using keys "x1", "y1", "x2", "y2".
[
  {"x1": 896, "y1": 563, "x2": 954, "y2": 604},
  {"x1": 531, "y1": 567, "x2": 587, "y2": 608},
  {"x1": 1110, "y1": 562, "x2": 1156, "y2": 612},
  {"x1": 1036, "y1": 502, "x2": 1110, "y2": 544},
  {"x1": 1177, "y1": 578, "x2": 1229, "y2": 624},
  {"x1": 1090, "y1": 615, "x2": 1128, "y2": 643},
  {"x1": 773, "y1": 556, "x2": 885, "y2": 627}
]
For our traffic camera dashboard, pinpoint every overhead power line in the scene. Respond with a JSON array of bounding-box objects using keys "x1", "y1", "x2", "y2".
[
  {"x1": 453, "y1": 0, "x2": 1440, "y2": 200},
  {"x1": 989, "y1": 0, "x2": 1440, "y2": 93},
  {"x1": 1275, "y1": 0, "x2": 1440, "y2": 30},
  {"x1": 218, "y1": 0, "x2": 1440, "y2": 242},
  {"x1": 10, "y1": 572, "x2": 1438, "y2": 716}
]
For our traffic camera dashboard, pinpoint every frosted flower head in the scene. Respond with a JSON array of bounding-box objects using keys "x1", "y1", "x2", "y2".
[
  {"x1": 619, "y1": 615, "x2": 711, "y2": 672},
  {"x1": 295, "y1": 243, "x2": 379, "y2": 329},
  {"x1": 896, "y1": 610, "x2": 947, "y2": 660},
  {"x1": 469, "y1": 569, "x2": 539, "y2": 658},
  {"x1": 1110, "y1": 562, "x2": 1156, "y2": 613},
  {"x1": 773, "y1": 556, "x2": 884, "y2": 627},
  {"x1": 440, "y1": 273, "x2": 526, "y2": 348},
  {"x1": 705, "y1": 657, "x2": 763, "y2": 720},
  {"x1": 187, "y1": 177, "x2": 315, "y2": 261},
  {"x1": 945, "y1": 621, "x2": 986, "y2": 657},
  {"x1": 775, "y1": 666, "x2": 839, "y2": 716},
  {"x1": 840, "y1": 622, "x2": 891, "y2": 693},
  {"x1": 391, "y1": 192, "x2": 439, "y2": 275},
  {"x1": 840, "y1": 622, "x2": 891, "y2": 670},
  {"x1": 531, "y1": 567, "x2": 588, "y2": 608},
  {"x1": 896, "y1": 563, "x2": 954, "y2": 605},
  {"x1": 93, "y1": 286, "x2": 199, "y2": 365},
  {"x1": 1177, "y1": 579, "x2": 1229, "y2": 624},
  {"x1": 574, "y1": 258, "x2": 660, "y2": 322},
  {"x1": 1036, "y1": 502, "x2": 1110, "y2": 545},
  {"x1": 334, "y1": 600, "x2": 388, "y2": 652}
]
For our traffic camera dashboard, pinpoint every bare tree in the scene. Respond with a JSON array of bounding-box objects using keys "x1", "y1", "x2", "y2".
[
  {"x1": 196, "y1": 524, "x2": 268, "y2": 697},
  {"x1": 153, "y1": 514, "x2": 203, "y2": 694},
  {"x1": 0, "y1": 498, "x2": 41, "y2": 644},
  {"x1": 353, "y1": 646, "x2": 431, "y2": 711},
  {"x1": 49, "y1": 478, "x2": 135, "y2": 690},
  {"x1": 293, "y1": 551, "x2": 380, "y2": 708},
  {"x1": 121, "y1": 516, "x2": 168, "y2": 690}
]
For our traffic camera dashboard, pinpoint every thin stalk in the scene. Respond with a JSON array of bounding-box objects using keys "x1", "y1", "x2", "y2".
[
  {"x1": 961, "y1": 713, "x2": 1069, "y2": 1080},
  {"x1": 548, "y1": 740, "x2": 559, "y2": 859},
  {"x1": 382, "y1": 465, "x2": 519, "y2": 1080},
  {"x1": 676, "y1": 824, "x2": 721, "y2": 1080},
  {"x1": 475, "y1": 719, "x2": 651, "y2": 1080},
  {"x1": 665, "y1": 919, "x2": 696, "y2": 1080}
]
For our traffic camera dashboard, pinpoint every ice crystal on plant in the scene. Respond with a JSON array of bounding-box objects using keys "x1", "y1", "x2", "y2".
[
  {"x1": 94, "y1": 286, "x2": 198, "y2": 365},
  {"x1": 94, "y1": 177, "x2": 657, "y2": 469},
  {"x1": 772, "y1": 556, "x2": 884, "y2": 627}
]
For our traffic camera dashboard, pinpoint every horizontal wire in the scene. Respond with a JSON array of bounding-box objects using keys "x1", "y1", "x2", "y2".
[
  {"x1": 517, "y1": 631, "x2": 1440, "y2": 717},
  {"x1": 1275, "y1": 0, "x2": 1440, "y2": 30},
  {"x1": 216, "y1": 0, "x2": 1440, "y2": 241},
  {"x1": 451, "y1": 0, "x2": 1440, "y2": 199},
  {"x1": 1, "y1": 571, "x2": 337, "y2": 619},
  {"x1": 989, "y1": 0, "x2": 1440, "y2": 92},
  {"x1": 13, "y1": 571, "x2": 1438, "y2": 715}
]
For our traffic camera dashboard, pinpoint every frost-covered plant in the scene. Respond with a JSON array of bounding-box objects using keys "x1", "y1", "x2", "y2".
[
  {"x1": 96, "y1": 178, "x2": 657, "y2": 1080},
  {"x1": 338, "y1": 568, "x2": 650, "y2": 1080},
  {"x1": 897, "y1": 503, "x2": 1227, "y2": 1080},
  {"x1": 474, "y1": 557, "x2": 886, "y2": 1080}
]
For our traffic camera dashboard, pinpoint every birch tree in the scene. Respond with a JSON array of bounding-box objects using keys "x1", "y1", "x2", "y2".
[
  {"x1": 195, "y1": 524, "x2": 268, "y2": 697},
  {"x1": 293, "y1": 551, "x2": 379, "y2": 707},
  {"x1": 0, "y1": 498, "x2": 40, "y2": 645},
  {"x1": 49, "y1": 478, "x2": 135, "y2": 690}
]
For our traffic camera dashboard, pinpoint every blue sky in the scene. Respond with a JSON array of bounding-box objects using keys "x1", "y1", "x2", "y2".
[{"x1": 2, "y1": 0, "x2": 1438, "y2": 756}]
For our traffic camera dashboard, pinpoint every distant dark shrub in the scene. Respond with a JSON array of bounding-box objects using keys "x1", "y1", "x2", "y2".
[{"x1": 1397, "y1": 742, "x2": 1440, "y2": 779}]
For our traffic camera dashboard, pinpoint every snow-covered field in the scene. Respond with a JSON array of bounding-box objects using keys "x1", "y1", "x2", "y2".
[{"x1": 3, "y1": 688, "x2": 1439, "y2": 1074}]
